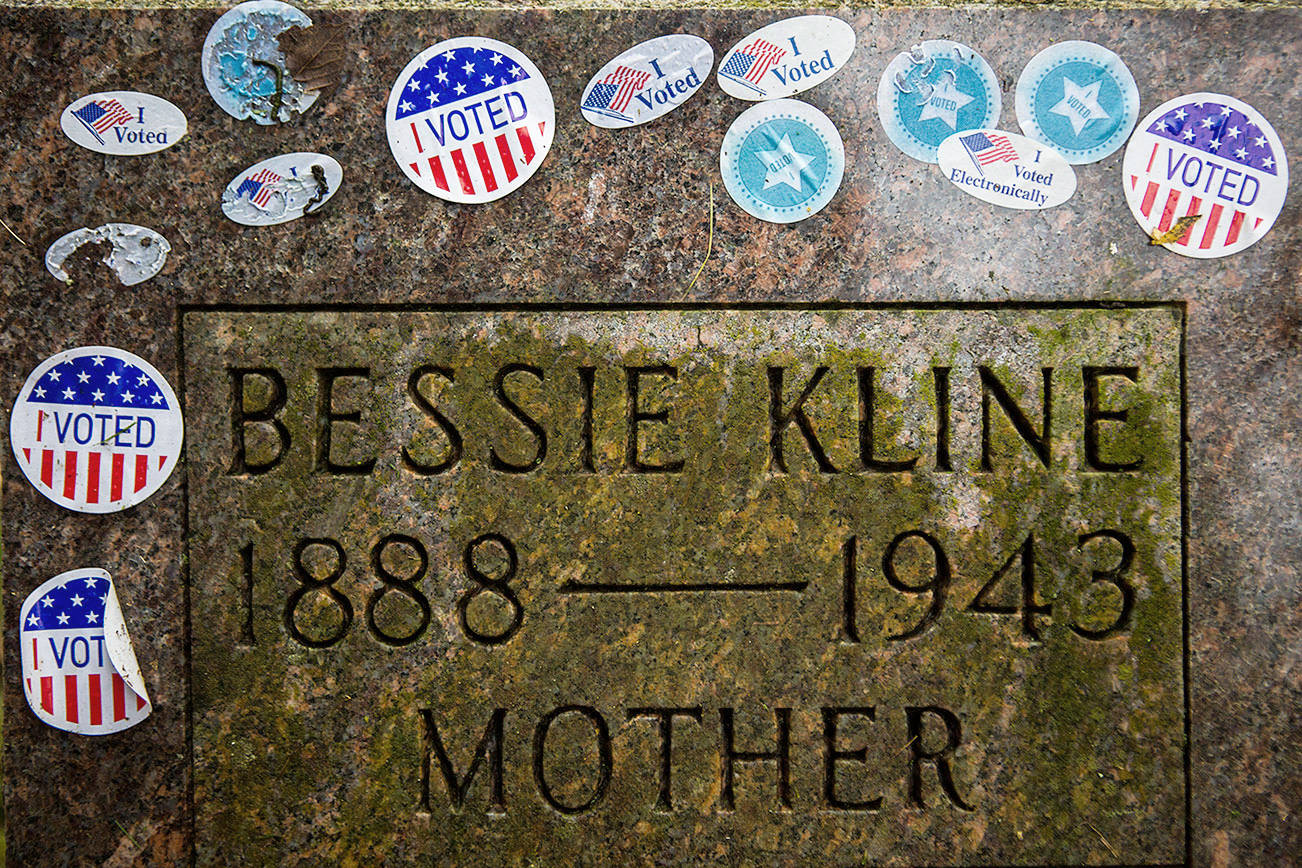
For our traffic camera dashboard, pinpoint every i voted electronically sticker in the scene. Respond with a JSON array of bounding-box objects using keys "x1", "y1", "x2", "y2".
[
  {"x1": 1015, "y1": 41, "x2": 1139, "y2": 164},
  {"x1": 202, "y1": 0, "x2": 318, "y2": 124},
  {"x1": 1123, "y1": 93, "x2": 1288, "y2": 258},
  {"x1": 386, "y1": 36, "x2": 555, "y2": 204},
  {"x1": 581, "y1": 35, "x2": 712, "y2": 128},
  {"x1": 222, "y1": 153, "x2": 342, "y2": 226},
  {"x1": 877, "y1": 40, "x2": 1001, "y2": 164},
  {"x1": 717, "y1": 15, "x2": 855, "y2": 101},
  {"x1": 21, "y1": 568, "x2": 151, "y2": 735},
  {"x1": 9, "y1": 347, "x2": 183, "y2": 513},
  {"x1": 938, "y1": 129, "x2": 1076, "y2": 210},
  {"x1": 720, "y1": 98, "x2": 845, "y2": 223},
  {"x1": 60, "y1": 92, "x2": 187, "y2": 156}
]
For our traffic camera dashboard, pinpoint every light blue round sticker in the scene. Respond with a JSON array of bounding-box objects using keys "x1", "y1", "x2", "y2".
[
  {"x1": 1015, "y1": 41, "x2": 1139, "y2": 164},
  {"x1": 720, "y1": 99, "x2": 845, "y2": 223},
  {"x1": 876, "y1": 40, "x2": 1001, "y2": 164}
]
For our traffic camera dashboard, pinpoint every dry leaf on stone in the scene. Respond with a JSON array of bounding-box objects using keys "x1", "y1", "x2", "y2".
[{"x1": 278, "y1": 22, "x2": 346, "y2": 97}]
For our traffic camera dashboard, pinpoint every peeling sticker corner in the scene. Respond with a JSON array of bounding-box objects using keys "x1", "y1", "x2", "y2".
[{"x1": 45, "y1": 224, "x2": 170, "y2": 287}]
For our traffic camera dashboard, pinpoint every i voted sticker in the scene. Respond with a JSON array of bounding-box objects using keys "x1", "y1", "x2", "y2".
[
  {"x1": 939, "y1": 129, "x2": 1076, "y2": 210},
  {"x1": 720, "y1": 98, "x2": 845, "y2": 224},
  {"x1": 877, "y1": 40, "x2": 1001, "y2": 164},
  {"x1": 222, "y1": 153, "x2": 342, "y2": 226},
  {"x1": 387, "y1": 36, "x2": 555, "y2": 204},
  {"x1": 45, "y1": 224, "x2": 170, "y2": 287},
  {"x1": 202, "y1": 0, "x2": 318, "y2": 124},
  {"x1": 61, "y1": 92, "x2": 187, "y2": 156},
  {"x1": 10, "y1": 346, "x2": 183, "y2": 513},
  {"x1": 1124, "y1": 93, "x2": 1287, "y2": 258},
  {"x1": 20, "y1": 568, "x2": 151, "y2": 735},
  {"x1": 717, "y1": 16, "x2": 855, "y2": 101},
  {"x1": 581, "y1": 34, "x2": 712, "y2": 128},
  {"x1": 1016, "y1": 41, "x2": 1139, "y2": 164}
]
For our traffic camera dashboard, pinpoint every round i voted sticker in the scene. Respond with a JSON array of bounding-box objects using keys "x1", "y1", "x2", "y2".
[
  {"x1": 387, "y1": 37, "x2": 555, "y2": 204},
  {"x1": 222, "y1": 153, "x2": 343, "y2": 226},
  {"x1": 720, "y1": 98, "x2": 845, "y2": 224},
  {"x1": 202, "y1": 0, "x2": 319, "y2": 125},
  {"x1": 938, "y1": 129, "x2": 1077, "y2": 210},
  {"x1": 581, "y1": 35, "x2": 713, "y2": 129},
  {"x1": 717, "y1": 15, "x2": 855, "y2": 101},
  {"x1": 1015, "y1": 41, "x2": 1139, "y2": 164},
  {"x1": 10, "y1": 347, "x2": 183, "y2": 513},
  {"x1": 1123, "y1": 93, "x2": 1287, "y2": 258},
  {"x1": 877, "y1": 40, "x2": 1001, "y2": 164},
  {"x1": 60, "y1": 92, "x2": 187, "y2": 156}
]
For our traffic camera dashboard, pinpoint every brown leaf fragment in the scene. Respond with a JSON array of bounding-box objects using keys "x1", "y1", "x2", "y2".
[
  {"x1": 278, "y1": 22, "x2": 346, "y2": 96},
  {"x1": 1149, "y1": 214, "x2": 1202, "y2": 246}
]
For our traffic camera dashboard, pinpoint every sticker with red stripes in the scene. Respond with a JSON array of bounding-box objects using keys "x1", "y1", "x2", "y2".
[{"x1": 386, "y1": 36, "x2": 555, "y2": 204}]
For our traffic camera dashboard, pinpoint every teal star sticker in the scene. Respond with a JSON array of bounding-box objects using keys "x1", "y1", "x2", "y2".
[
  {"x1": 755, "y1": 133, "x2": 814, "y2": 193},
  {"x1": 1049, "y1": 76, "x2": 1110, "y2": 135}
]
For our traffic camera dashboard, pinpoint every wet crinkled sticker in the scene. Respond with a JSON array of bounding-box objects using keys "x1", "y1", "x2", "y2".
[
  {"x1": 1122, "y1": 92, "x2": 1287, "y2": 258},
  {"x1": 581, "y1": 34, "x2": 713, "y2": 128},
  {"x1": 717, "y1": 15, "x2": 855, "y2": 101},
  {"x1": 45, "y1": 224, "x2": 170, "y2": 287},
  {"x1": 9, "y1": 346, "x2": 184, "y2": 513},
  {"x1": 222, "y1": 152, "x2": 343, "y2": 226},
  {"x1": 21, "y1": 568, "x2": 150, "y2": 735},
  {"x1": 202, "y1": 0, "x2": 319, "y2": 124},
  {"x1": 386, "y1": 36, "x2": 555, "y2": 204},
  {"x1": 720, "y1": 98, "x2": 845, "y2": 224},
  {"x1": 877, "y1": 40, "x2": 1001, "y2": 164},
  {"x1": 1015, "y1": 41, "x2": 1139, "y2": 164},
  {"x1": 938, "y1": 129, "x2": 1077, "y2": 210},
  {"x1": 60, "y1": 92, "x2": 187, "y2": 156}
]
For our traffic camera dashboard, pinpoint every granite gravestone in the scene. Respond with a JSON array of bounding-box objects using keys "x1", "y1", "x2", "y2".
[{"x1": 2, "y1": 7, "x2": 1299, "y2": 867}]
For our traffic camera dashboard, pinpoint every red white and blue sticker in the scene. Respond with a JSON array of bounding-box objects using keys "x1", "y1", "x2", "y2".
[
  {"x1": 717, "y1": 16, "x2": 856, "y2": 101},
  {"x1": 60, "y1": 91, "x2": 187, "y2": 156},
  {"x1": 938, "y1": 129, "x2": 1076, "y2": 210},
  {"x1": 9, "y1": 347, "x2": 183, "y2": 513},
  {"x1": 386, "y1": 36, "x2": 555, "y2": 204},
  {"x1": 581, "y1": 34, "x2": 712, "y2": 129},
  {"x1": 21, "y1": 568, "x2": 151, "y2": 736},
  {"x1": 222, "y1": 152, "x2": 343, "y2": 226},
  {"x1": 1123, "y1": 92, "x2": 1288, "y2": 258}
]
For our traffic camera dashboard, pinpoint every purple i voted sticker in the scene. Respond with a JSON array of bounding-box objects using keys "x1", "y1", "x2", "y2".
[
  {"x1": 9, "y1": 346, "x2": 184, "y2": 513},
  {"x1": 20, "y1": 568, "x2": 151, "y2": 735}
]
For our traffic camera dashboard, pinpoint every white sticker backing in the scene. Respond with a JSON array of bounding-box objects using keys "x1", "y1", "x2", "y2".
[
  {"x1": 60, "y1": 92, "x2": 187, "y2": 156},
  {"x1": 45, "y1": 224, "x2": 170, "y2": 287}
]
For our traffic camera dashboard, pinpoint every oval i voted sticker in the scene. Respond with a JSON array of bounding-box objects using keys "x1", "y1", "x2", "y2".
[
  {"x1": 581, "y1": 34, "x2": 712, "y2": 128},
  {"x1": 720, "y1": 98, "x2": 845, "y2": 224},
  {"x1": 387, "y1": 36, "x2": 555, "y2": 204},
  {"x1": 877, "y1": 40, "x2": 1001, "y2": 164},
  {"x1": 1015, "y1": 41, "x2": 1139, "y2": 164},
  {"x1": 21, "y1": 568, "x2": 151, "y2": 735},
  {"x1": 202, "y1": 0, "x2": 319, "y2": 125},
  {"x1": 717, "y1": 15, "x2": 855, "y2": 101},
  {"x1": 939, "y1": 129, "x2": 1076, "y2": 210},
  {"x1": 60, "y1": 92, "x2": 187, "y2": 156},
  {"x1": 222, "y1": 152, "x2": 343, "y2": 226},
  {"x1": 1123, "y1": 92, "x2": 1287, "y2": 258},
  {"x1": 45, "y1": 224, "x2": 170, "y2": 287},
  {"x1": 9, "y1": 346, "x2": 183, "y2": 513}
]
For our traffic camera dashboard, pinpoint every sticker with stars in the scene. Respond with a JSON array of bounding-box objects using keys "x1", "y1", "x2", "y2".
[
  {"x1": 20, "y1": 568, "x2": 151, "y2": 735},
  {"x1": 720, "y1": 98, "x2": 845, "y2": 224},
  {"x1": 1015, "y1": 41, "x2": 1139, "y2": 164},
  {"x1": 876, "y1": 40, "x2": 1001, "y2": 164},
  {"x1": 386, "y1": 36, "x2": 555, "y2": 204},
  {"x1": 1122, "y1": 92, "x2": 1288, "y2": 259},
  {"x1": 9, "y1": 346, "x2": 184, "y2": 513}
]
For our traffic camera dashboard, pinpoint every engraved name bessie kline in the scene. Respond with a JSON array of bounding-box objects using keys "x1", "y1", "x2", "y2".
[{"x1": 184, "y1": 307, "x2": 1186, "y2": 865}]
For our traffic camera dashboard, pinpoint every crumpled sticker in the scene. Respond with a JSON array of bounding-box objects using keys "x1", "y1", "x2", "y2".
[
  {"x1": 202, "y1": 0, "x2": 319, "y2": 124},
  {"x1": 45, "y1": 223, "x2": 170, "y2": 286},
  {"x1": 222, "y1": 152, "x2": 343, "y2": 226},
  {"x1": 20, "y1": 568, "x2": 151, "y2": 735}
]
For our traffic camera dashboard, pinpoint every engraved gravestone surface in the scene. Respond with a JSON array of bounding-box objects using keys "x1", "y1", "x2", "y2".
[{"x1": 1, "y1": 6, "x2": 1299, "y2": 867}]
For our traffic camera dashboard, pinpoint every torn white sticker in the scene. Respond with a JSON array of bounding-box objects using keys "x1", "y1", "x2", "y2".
[
  {"x1": 938, "y1": 129, "x2": 1077, "y2": 210},
  {"x1": 9, "y1": 346, "x2": 184, "y2": 513},
  {"x1": 20, "y1": 568, "x2": 151, "y2": 735},
  {"x1": 60, "y1": 92, "x2": 187, "y2": 156},
  {"x1": 581, "y1": 34, "x2": 713, "y2": 128},
  {"x1": 202, "y1": 0, "x2": 319, "y2": 124},
  {"x1": 222, "y1": 152, "x2": 342, "y2": 226},
  {"x1": 717, "y1": 15, "x2": 855, "y2": 101},
  {"x1": 45, "y1": 224, "x2": 170, "y2": 287}
]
